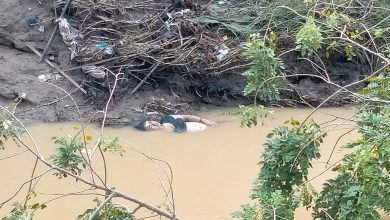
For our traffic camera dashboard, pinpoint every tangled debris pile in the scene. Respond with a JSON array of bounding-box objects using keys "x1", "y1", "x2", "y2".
[
  {"x1": 71, "y1": 0, "x2": 244, "y2": 73},
  {"x1": 44, "y1": 0, "x2": 254, "y2": 106},
  {"x1": 15, "y1": 0, "x2": 381, "y2": 117},
  {"x1": 46, "y1": 0, "x2": 380, "y2": 109}
]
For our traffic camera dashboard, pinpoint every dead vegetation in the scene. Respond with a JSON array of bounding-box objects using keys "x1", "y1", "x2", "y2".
[{"x1": 46, "y1": 0, "x2": 248, "y2": 105}]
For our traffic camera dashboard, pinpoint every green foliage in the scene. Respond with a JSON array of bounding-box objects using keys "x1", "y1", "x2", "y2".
[
  {"x1": 51, "y1": 136, "x2": 87, "y2": 178},
  {"x1": 256, "y1": 190, "x2": 296, "y2": 220},
  {"x1": 98, "y1": 137, "x2": 125, "y2": 157},
  {"x1": 235, "y1": 119, "x2": 325, "y2": 219},
  {"x1": 254, "y1": 119, "x2": 324, "y2": 193},
  {"x1": 51, "y1": 135, "x2": 126, "y2": 178},
  {"x1": 1, "y1": 187, "x2": 48, "y2": 220},
  {"x1": 30, "y1": 203, "x2": 47, "y2": 211},
  {"x1": 373, "y1": 28, "x2": 384, "y2": 38},
  {"x1": 313, "y1": 173, "x2": 384, "y2": 220},
  {"x1": 235, "y1": 0, "x2": 390, "y2": 219},
  {"x1": 1, "y1": 203, "x2": 34, "y2": 220},
  {"x1": 343, "y1": 43, "x2": 356, "y2": 61},
  {"x1": 77, "y1": 199, "x2": 134, "y2": 220},
  {"x1": 303, "y1": 0, "x2": 313, "y2": 6},
  {"x1": 237, "y1": 105, "x2": 271, "y2": 128},
  {"x1": 296, "y1": 16, "x2": 323, "y2": 56},
  {"x1": 313, "y1": 109, "x2": 390, "y2": 219},
  {"x1": 0, "y1": 115, "x2": 24, "y2": 150},
  {"x1": 242, "y1": 34, "x2": 285, "y2": 101},
  {"x1": 345, "y1": 30, "x2": 364, "y2": 41},
  {"x1": 360, "y1": 73, "x2": 390, "y2": 101},
  {"x1": 300, "y1": 183, "x2": 318, "y2": 209},
  {"x1": 324, "y1": 11, "x2": 351, "y2": 29},
  {"x1": 232, "y1": 204, "x2": 261, "y2": 220},
  {"x1": 341, "y1": 31, "x2": 364, "y2": 60}
]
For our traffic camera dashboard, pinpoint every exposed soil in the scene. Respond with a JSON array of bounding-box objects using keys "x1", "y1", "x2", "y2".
[{"x1": 0, "y1": 0, "x2": 368, "y2": 126}]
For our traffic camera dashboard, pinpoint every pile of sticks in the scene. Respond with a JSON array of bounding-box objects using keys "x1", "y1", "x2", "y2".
[
  {"x1": 70, "y1": 0, "x2": 244, "y2": 75},
  {"x1": 34, "y1": 0, "x2": 248, "y2": 105}
]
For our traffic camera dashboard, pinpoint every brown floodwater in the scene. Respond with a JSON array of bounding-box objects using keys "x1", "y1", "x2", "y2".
[{"x1": 1, "y1": 107, "x2": 389, "y2": 219}]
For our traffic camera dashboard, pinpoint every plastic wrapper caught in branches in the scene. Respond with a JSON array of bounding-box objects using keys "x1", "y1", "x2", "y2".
[{"x1": 59, "y1": 18, "x2": 83, "y2": 60}]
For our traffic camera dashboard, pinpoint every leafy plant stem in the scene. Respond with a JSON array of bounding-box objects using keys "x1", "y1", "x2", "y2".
[
  {"x1": 12, "y1": 135, "x2": 179, "y2": 220},
  {"x1": 88, "y1": 192, "x2": 116, "y2": 220},
  {"x1": 0, "y1": 168, "x2": 53, "y2": 209},
  {"x1": 98, "y1": 146, "x2": 108, "y2": 186},
  {"x1": 325, "y1": 128, "x2": 355, "y2": 167},
  {"x1": 23, "y1": 157, "x2": 39, "y2": 208}
]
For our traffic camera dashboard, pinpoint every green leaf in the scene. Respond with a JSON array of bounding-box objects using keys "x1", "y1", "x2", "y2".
[
  {"x1": 296, "y1": 16, "x2": 323, "y2": 56},
  {"x1": 30, "y1": 203, "x2": 40, "y2": 210},
  {"x1": 98, "y1": 137, "x2": 125, "y2": 156},
  {"x1": 373, "y1": 28, "x2": 384, "y2": 38},
  {"x1": 266, "y1": 133, "x2": 274, "y2": 138}
]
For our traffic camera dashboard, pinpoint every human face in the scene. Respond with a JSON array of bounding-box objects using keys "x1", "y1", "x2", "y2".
[{"x1": 144, "y1": 121, "x2": 162, "y2": 131}]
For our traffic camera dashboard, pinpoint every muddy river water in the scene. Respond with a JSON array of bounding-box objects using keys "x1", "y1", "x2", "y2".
[{"x1": 1, "y1": 107, "x2": 388, "y2": 219}]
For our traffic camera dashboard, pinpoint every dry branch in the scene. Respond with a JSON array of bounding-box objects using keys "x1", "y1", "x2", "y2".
[{"x1": 26, "y1": 43, "x2": 87, "y2": 94}]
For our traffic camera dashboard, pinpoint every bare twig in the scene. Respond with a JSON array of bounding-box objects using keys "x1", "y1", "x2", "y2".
[
  {"x1": 10, "y1": 133, "x2": 181, "y2": 220},
  {"x1": 120, "y1": 138, "x2": 177, "y2": 215},
  {"x1": 325, "y1": 128, "x2": 355, "y2": 168},
  {"x1": 129, "y1": 63, "x2": 160, "y2": 98},
  {"x1": 23, "y1": 157, "x2": 39, "y2": 208},
  {"x1": 0, "y1": 149, "x2": 28, "y2": 160},
  {"x1": 0, "y1": 168, "x2": 53, "y2": 209}
]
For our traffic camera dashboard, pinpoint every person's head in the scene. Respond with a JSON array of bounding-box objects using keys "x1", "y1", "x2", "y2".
[{"x1": 135, "y1": 119, "x2": 162, "y2": 131}]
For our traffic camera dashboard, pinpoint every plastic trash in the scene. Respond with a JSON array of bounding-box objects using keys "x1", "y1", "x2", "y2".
[
  {"x1": 17, "y1": 93, "x2": 27, "y2": 99},
  {"x1": 26, "y1": 15, "x2": 38, "y2": 27},
  {"x1": 164, "y1": 31, "x2": 175, "y2": 39},
  {"x1": 216, "y1": 43, "x2": 229, "y2": 61},
  {"x1": 146, "y1": 111, "x2": 159, "y2": 115},
  {"x1": 82, "y1": 65, "x2": 106, "y2": 79},
  {"x1": 38, "y1": 25, "x2": 45, "y2": 33},
  {"x1": 58, "y1": 18, "x2": 82, "y2": 60},
  {"x1": 96, "y1": 43, "x2": 105, "y2": 49},
  {"x1": 38, "y1": 73, "x2": 62, "y2": 82},
  {"x1": 96, "y1": 43, "x2": 114, "y2": 55},
  {"x1": 59, "y1": 18, "x2": 81, "y2": 46}
]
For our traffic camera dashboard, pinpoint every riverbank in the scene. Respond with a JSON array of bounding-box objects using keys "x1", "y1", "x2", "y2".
[{"x1": 0, "y1": 0, "x2": 368, "y2": 126}]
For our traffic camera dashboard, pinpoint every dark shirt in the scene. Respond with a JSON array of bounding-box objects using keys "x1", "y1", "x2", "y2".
[{"x1": 160, "y1": 115, "x2": 187, "y2": 132}]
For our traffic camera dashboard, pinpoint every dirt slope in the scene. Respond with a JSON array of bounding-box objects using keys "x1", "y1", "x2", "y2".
[{"x1": 0, "y1": 0, "x2": 367, "y2": 125}]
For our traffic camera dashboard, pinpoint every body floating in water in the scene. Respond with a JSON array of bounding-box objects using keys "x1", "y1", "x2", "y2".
[{"x1": 135, "y1": 115, "x2": 217, "y2": 132}]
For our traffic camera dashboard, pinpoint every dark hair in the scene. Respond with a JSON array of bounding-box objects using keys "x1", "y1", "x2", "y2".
[{"x1": 134, "y1": 119, "x2": 147, "y2": 131}]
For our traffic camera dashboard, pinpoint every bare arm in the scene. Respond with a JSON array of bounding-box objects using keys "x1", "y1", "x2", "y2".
[
  {"x1": 170, "y1": 115, "x2": 201, "y2": 122},
  {"x1": 170, "y1": 115, "x2": 217, "y2": 126}
]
